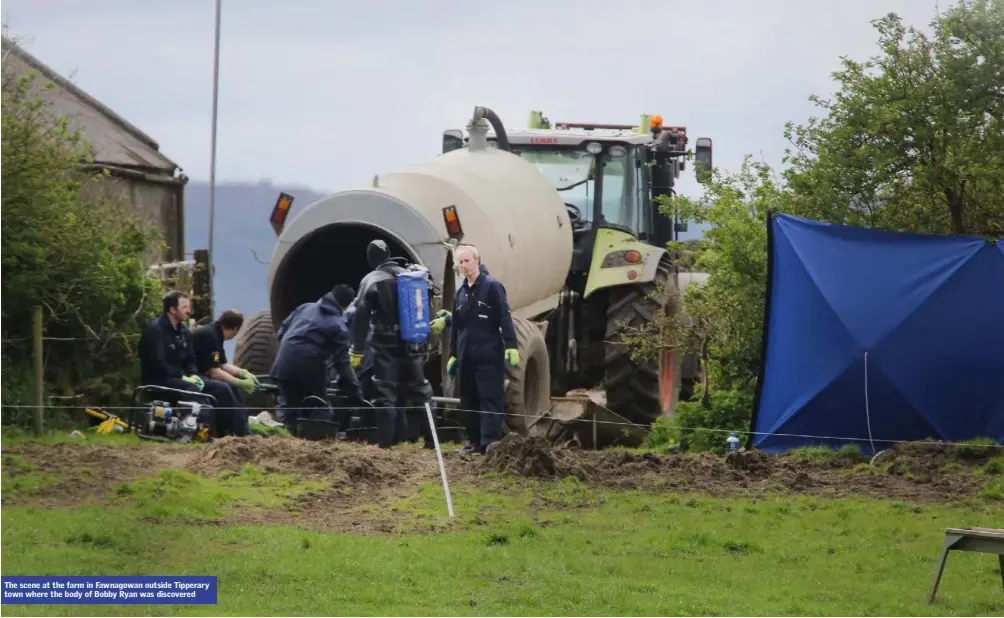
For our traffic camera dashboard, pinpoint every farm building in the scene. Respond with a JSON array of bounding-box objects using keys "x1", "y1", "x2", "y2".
[{"x1": 2, "y1": 36, "x2": 188, "y2": 262}]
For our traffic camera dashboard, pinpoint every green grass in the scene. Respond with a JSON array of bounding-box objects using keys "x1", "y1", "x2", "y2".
[
  {"x1": 1, "y1": 454, "x2": 61, "y2": 497},
  {"x1": 113, "y1": 465, "x2": 327, "y2": 521},
  {"x1": 1, "y1": 426, "x2": 149, "y2": 448},
  {"x1": 3, "y1": 472, "x2": 1004, "y2": 616},
  {"x1": 788, "y1": 443, "x2": 865, "y2": 463}
]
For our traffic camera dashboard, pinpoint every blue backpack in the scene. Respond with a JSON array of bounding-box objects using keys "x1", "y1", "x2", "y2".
[{"x1": 397, "y1": 267, "x2": 432, "y2": 344}]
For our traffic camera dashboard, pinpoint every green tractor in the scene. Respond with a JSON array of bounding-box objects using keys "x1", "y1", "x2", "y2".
[{"x1": 442, "y1": 112, "x2": 714, "y2": 426}]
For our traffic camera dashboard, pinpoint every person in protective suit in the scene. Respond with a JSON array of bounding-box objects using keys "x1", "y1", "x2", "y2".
[
  {"x1": 349, "y1": 240, "x2": 435, "y2": 449},
  {"x1": 334, "y1": 300, "x2": 376, "y2": 431},
  {"x1": 270, "y1": 284, "x2": 361, "y2": 436},
  {"x1": 444, "y1": 244, "x2": 519, "y2": 455}
]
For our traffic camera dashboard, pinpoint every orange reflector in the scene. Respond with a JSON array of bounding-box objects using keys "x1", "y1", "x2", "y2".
[
  {"x1": 628, "y1": 270, "x2": 638, "y2": 280},
  {"x1": 624, "y1": 250, "x2": 642, "y2": 263},
  {"x1": 269, "y1": 192, "x2": 295, "y2": 235},
  {"x1": 442, "y1": 205, "x2": 464, "y2": 240}
]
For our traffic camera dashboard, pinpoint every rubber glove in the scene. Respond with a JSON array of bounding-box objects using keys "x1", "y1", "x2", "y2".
[
  {"x1": 430, "y1": 317, "x2": 447, "y2": 335},
  {"x1": 181, "y1": 375, "x2": 204, "y2": 391},
  {"x1": 504, "y1": 349, "x2": 520, "y2": 368},
  {"x1": 238, "y1": 368, "x2": 260, "y2": 386},
  {"x1": 446, "y1": 356, "x2": 458, "y2": 379},
  {"x1": 349, "y1": 350, "x2": 363, "y2": 369},
  {"x1": 437, "y1": 309, "x2": 451, "y2": 319},
  {"x1": 234, "y1": 376, "x2": 257, "y2": 394}
]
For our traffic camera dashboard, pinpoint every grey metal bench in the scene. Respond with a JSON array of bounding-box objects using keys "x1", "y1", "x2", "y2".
[{"x1": 926, "y1": 527, "x2": 1004, "y2": 604}]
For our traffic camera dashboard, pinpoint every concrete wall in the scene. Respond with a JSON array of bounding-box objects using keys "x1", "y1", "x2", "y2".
[{"x1": 78, "y1": 172, "x2": 186, "y2": 263}]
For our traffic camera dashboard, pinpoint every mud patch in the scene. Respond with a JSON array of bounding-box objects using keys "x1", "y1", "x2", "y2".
[
  {"x1": 483, "y1": 434, "x2": 579, "y2": 479},
  {"x1": 1, "y1": 442, "x2": 193, "y2": 507},
  {"x1": 185, "y1": 435, "x2": 423, "y2": 488},
  {"x1": 478, "y1": 435, "x2": 994, "y2": 504}
]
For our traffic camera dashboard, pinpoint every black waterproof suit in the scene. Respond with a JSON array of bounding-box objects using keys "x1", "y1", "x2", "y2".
[{"x1": 351, "y1": 241, "x2": 434, "y2": 448}]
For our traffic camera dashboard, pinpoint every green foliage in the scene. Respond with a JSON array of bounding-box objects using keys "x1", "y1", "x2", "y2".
[
  {"x1": 646, "y1": 387, "x2": 754, "y2": 454},
  {"x1": 1, "y1": 57, "x2": 164, "y2": 413},
  {"x1": 783, "y1": 0, "x2": 1004, "y2": 235},
  {"x1": 633, "y1": 3, "x2": 1004, "y2": 447},
  {"x1": 789, "y1": 444, "x2": 867, "y2": 464},
  {"x1": 667, "y1": 159, "x2": 778, "y2": 391}
]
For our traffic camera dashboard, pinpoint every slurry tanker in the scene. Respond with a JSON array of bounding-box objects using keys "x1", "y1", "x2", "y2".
[{"x1": 235, "y1": 106, "x2": 713, "y2": 437}]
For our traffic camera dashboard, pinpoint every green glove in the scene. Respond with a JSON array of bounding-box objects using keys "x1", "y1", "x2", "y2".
[
  {"x1": 446, "y1": 356, "x2": 457, "y2": 379},
  {"x1": 504, "y1": 349, "x2": 520, "y2": 368},
  {"x1": 181, "y1": 375, "x2": 204, "y2": 391},
  {"x1": 239, "y1": 368, "x2": 260, "y2": 385},
  {"x1": 234, "y1": 377, "x2": 256, "y2": 394},
  {"x1": 437, "y1": 309, "x2": 451, "y2": 319},
  {"x1": 430, "y1": 317, "x2": 447, "y2": 335}
]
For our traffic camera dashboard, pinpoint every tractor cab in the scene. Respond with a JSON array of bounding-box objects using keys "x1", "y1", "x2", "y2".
[{"x1": 442, "y1": 114, "x2": 713, "y2": 248}]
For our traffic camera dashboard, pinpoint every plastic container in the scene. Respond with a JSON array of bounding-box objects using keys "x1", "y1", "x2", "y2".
[{"x1": 726, "y1": 432, "x2": 740, "y2": 454}]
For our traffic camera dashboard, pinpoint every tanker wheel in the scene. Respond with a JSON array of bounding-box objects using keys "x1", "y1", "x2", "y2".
[
  {"x1": 603, "y1": 255, "x2": 675, "y2": 426},
  {"x1": 233, "y1": 309, "x2": 279, "y2": 411},
  {"x1": 504, "y1": 318, "x2": 551, "y2": 435}
]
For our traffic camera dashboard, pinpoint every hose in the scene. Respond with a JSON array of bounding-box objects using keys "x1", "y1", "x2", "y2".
[{"x1": 472, "y1": 106, "x2": 511, "y2": 151}]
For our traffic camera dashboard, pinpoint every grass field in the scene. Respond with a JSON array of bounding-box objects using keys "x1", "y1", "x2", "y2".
[{"x1": 2, "y1": 431, "x2": 1002, "y2": 616}]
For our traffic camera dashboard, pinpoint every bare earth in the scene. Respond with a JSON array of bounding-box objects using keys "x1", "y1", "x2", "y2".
[{"x1": 2, "y1": 433, "x2": 996, "y2": 533}]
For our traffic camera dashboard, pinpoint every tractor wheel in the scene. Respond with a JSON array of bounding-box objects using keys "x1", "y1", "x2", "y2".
[
  {"x1": 233, "y1": 309, "x2": 278, "y2": 411},
  {"x1": 603, "y1": 255, "x2": 675, "y2": 426},
  {"x1": 504, "y1": 318, "x2": 551, "y2": 435}
]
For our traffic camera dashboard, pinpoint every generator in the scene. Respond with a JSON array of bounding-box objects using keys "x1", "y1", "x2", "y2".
[{"x1": 136, "y1": 400, "x2": 213, "y2": 443}]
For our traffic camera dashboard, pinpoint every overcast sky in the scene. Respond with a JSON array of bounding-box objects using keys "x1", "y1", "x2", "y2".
[{"x1": 4, "y1": 0, "x2": 941, "y2": 200}]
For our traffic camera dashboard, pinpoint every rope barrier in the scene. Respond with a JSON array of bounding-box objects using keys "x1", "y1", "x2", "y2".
[{"x1": 2, "y1": 402, "x2": 1002, "y2": 450}]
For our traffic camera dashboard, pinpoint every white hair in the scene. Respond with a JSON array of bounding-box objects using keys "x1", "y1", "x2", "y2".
[{"x1": 456, "y1": 244, "x2": 480, "y2": 260}]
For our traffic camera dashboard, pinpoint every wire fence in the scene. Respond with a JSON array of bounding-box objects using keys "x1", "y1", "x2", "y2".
[{"x1": 2, "y1": 401, "x2": 1002, "y2": 451}]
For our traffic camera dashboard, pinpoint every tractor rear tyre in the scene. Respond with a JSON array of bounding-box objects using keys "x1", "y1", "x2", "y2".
[
  {"x1": 603, "y1": 256, "x2": 675, "y2": 426},
  {"x1": 233, "y1": 309, "x2": 278, "y2": 411},
  {"x1": 504, "y1": 318, "x2": 551, "y2": 435}
]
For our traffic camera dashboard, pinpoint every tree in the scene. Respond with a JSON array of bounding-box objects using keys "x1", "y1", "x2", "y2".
[
  {"x1": 1, "y1": 45, "x2": 164, "y2": 413},
  {"x1": 669, "y1": 159, "x2": 780, "y2": 391},
  {"x1": 783, "y1": 0, "x2": 1004, "y2": 236},
  {"x1": 643, "y1": 2, "x2": 1004, "y2": 452}
]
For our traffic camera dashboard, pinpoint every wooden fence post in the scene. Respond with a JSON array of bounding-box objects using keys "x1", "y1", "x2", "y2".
[{"x1": 32, "y1": 305, "x2": 44, "y2": 435}]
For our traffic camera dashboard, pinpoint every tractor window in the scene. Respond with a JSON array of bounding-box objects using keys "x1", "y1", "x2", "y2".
[
  {"x1": 635, "y1": 152, "x2": 652, "y2": 239},
  {"x1": 518, "y1": 149, "x2": 593, "y2": 229},
  {"x1": 599, "y1": 147, "x2": 641, "y2": 233}
]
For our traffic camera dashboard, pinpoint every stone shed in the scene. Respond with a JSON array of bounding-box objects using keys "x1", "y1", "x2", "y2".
[{"x1": 2, "y1": 36, "x2": 187, "y2": 262}]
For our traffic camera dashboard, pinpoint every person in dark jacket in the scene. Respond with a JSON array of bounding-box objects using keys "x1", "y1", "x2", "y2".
[
  {"x1": 191, "y1": 309, "x2": 259, "y2": 437},
  {"x1": 345, "y1": 300, "x2": 376, "y2": 400},
  {"x1": 349, "y1": 240, "x2": 434, "y2": 449},
  {"x1": 138, "y1": 291, "x2": 238, "y2": 429},
  {"x1": 445, "y1": 245, "x2": 519, "y2": 455},
  {"x1": 270, "y1": 284, "x2": 361, "y2": 436}
]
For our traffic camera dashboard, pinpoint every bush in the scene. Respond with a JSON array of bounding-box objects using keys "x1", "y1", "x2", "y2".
[
  {"x1": 644, "y1": 387, "x2": 754, "y2": 454},
  {"x1": 1, "y1": 50, "x2": 163, "y2": 412}
]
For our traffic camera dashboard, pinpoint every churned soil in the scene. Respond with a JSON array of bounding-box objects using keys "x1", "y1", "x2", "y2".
[
  {"x1": 478, "y1": 433, "x2": 994, "y2": 504},
  {"x1": 2, "y1": 433, "x2": 997, "y2": 530}
]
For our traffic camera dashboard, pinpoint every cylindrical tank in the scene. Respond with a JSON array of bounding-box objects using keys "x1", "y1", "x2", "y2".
[{"x1": 267, "y1": 146, "x2": 574, "y2": 324}]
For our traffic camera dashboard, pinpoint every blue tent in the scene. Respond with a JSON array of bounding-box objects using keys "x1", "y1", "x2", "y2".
[{"x1": 750, "y1": 214, "x2": 1004, "y2": 453}]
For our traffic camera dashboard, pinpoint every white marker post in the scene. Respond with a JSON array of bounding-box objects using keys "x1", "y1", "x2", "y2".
[{"x1": 425, "y1": 402, "x2": 454, "y2": 517}]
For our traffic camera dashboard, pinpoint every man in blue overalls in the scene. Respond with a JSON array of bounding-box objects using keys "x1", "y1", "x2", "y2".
[{"x1": 444, "y1": 244, "x2": 520, "y2": 455}]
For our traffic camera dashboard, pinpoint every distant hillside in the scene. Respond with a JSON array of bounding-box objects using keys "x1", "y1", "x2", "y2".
[{"x1": 183, "y1": 180, "x2": 329, "y2": 333}]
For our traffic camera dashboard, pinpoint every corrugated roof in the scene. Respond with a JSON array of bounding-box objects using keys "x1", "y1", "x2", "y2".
[{"x1": 2, "y1": 37, "x2": 181, "y2": 175}]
